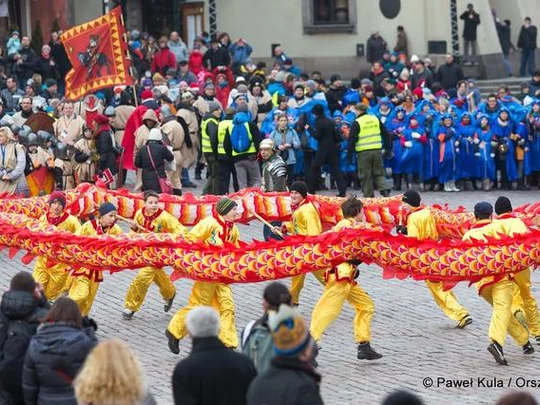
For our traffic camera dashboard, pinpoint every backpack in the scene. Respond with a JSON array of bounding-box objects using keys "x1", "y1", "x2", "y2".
[
  {"x1": 230, "y1": 123, "x2": 251, "y2": 153},
  {"x1": 0, "y1": 313, "x2": 35, "y2": 398},
  {"x1": 241, "y1": 319, "x2": 274, "y2": 374}
]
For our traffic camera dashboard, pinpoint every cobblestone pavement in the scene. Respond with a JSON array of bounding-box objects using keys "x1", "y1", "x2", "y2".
[{"x1": 1, "y1": 177, "x2": 539, "y2": 404}]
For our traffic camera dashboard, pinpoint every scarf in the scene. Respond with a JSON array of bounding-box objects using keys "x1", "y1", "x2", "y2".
[
  {"x1": 46, "y1": 212, "x2": 69, "y2": 227},
  {"x1": 216, "y1": 215, "x2": 234, "y2": 243},
  {"x1": 141, "y1": 208, "x2": 163, "y2": 231}
]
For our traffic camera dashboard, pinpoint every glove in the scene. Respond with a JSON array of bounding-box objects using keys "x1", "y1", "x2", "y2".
[
  {"x1": 396, "y1": 225, "x2": 408, "y2": 235},
  {"x1": 411, "y1": 132, "x2": 421, "y2": 139},
  {"x1": 473, "y1": 138, "x2": 480, "y2": 144},
  {"x1": 456, "y1": 148, "x2": 460, "y2": 153},
  {"x1": 490, "y1": 152, "x2": 495, "y2": 158},
  {"x1": 525, "y1": 147, "x2": 530, "y2": 152},
  {"x1": 518, "y1": 139, "x2": 526, "y2": 146},
  {"x1": 404, "y1": 141, "x2": 413, "y2": 148},
  {"x1": 454, "y1": 140, "x2": 460, "y2": 147},
  {"x1": 347, "y1": 259, "x2": 363, "y2": 266}
]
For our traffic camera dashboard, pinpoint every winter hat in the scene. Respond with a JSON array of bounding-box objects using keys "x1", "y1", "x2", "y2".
[
  {"x1": 350, "y1": 78, "x2": 361, "y2": 90},
  {"x1": 148, "y1": 128, "x2": 163, "y2": 142},
  {"x1": 290, "y1": 181, "x2": 308, "y2": 198},
  {"x1": 474, "y1": 202, "x2": 493, "y2": 217},
  {"x1": 182, "y1": 91, "x2": 195, "y2": 101},
  {"x1": 293, "y1": 82, "x2": 305, "y2": 91},
  {"x1": 259, "y1": 138, "x2": 275, "y2": 150},
  {"x1": 237, "y1": 84, "x2": 248, "y2": 94},
  {"x1": 360, "y1": 78, "x2": 373, "y2": 86},
  {"x1": 305, "y1": 80, "x2": 317, "y2": 90},
  {"x1": 104, "y1": 106, "x2": 116, "y2": 117},
  {"x1": 275, "y1": 72, "x2": 286, "y2": 83},
  {"x1": 208, "y1": 101, "x2": 221, "y2": 113},
  {"x1": 235, "y1": 76, "x2": 247, "y2": 85},
  {"x1": 44, "y1": 78, "x2": 58, "y2": 88},
  {"x1": 166, "y1": 68, "x2": 177, "y2": 77},
  {"x1": 216, "y1": 197, "x2": 237, "y2": 216},
  {"x1": 410, "y1": 54, "x2": 420, "y2": 63},
  {"x1": 268, "y1": 304, "x2": 311, "y2": 356},
  {"x1": 204, "y1": 82, "x2": 215, "y2": 90},
  {"x1": 495, "y1": 196, "x2": 512, "y2": 215},
  {"x1": 98, "y1": 202, "x2": 117, "y2": 217},
  {"x1": 49, "y1": 191, "x2": 66, "y2": 208},
  {"x1": 141, "y1": 89, "x2": 153, "y2": 101},
  {"x1": 402, "y1": 190, "x2": 421, "y2": 208},
  {"x1": 155, "y1": 85, "x2": 169, "y2": 97}
]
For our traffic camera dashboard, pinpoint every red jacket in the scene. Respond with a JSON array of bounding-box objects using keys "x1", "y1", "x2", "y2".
[
  {"x1": 189, "y1": 51, "x2": 204, "y2": 75},
  {"x1": 152, "y1": 48, "x2": 176, "y2": 75}
]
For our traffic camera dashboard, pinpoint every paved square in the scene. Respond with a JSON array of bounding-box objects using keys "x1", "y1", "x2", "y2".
[{"x1": 1, "y1": 181, "x2": 539, "y2": 404}]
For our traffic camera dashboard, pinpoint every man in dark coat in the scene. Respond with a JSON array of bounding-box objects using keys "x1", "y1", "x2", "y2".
[
  {"x1": 0, "y1": 272, "x2": 49, "y2": 405},
  {"x1": 436, "y1": 54, "x2": 464, "y2": 95},
  {"x1": 135, "y1": 128, "x2": 174, "y2": 193},
  {"x1": 366, "y1": 31, "x2": 388, "y2": 64},
  {"x1": 325, "y1": 74, "x2": 347, "y2": 113},
  {"x1": 460, "y1": 3, "x2": 481, "y2": 65},
  {"x1": 495, "y1": 18, "x2": 516, "y2": 76},
  {"x1": 518, "y1": 17, "x2": 538, "y2": 77},
  {"x1": 13, "y1": 37, "x2": 37, "y2": 90},
  {"x1": 246, "y1": 305, "x2": 323, "y2": 405},
  {"x1": 172, "y1": 306, "x2": 257, "y2": 405},
  {"x1": 203, "y1": 39, "x2": 231, "y2": 71},
  {"x1": 309, "y1": 104, "x2": 346, "y2": 197}
]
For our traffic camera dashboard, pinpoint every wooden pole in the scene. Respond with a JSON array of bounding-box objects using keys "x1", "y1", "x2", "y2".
[
  {"x1": 249, "y1": 209, "x2": 284, "y2": 237},
  {"x1": 117, "y1": 215, "x2": 151, "y2": 232}
]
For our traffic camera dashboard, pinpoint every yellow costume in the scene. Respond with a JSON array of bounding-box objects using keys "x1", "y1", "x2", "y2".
[
  {"x1": 407, "y1": 206, "x2": 470, "y2": 324},
  {"x1": 68, "y1": 220, "x2": 122, "y2": 316},
  {"x1": 123, "y1": 208, "x2": 187, "y2": 313},
  {"x1": 283, "y1": 199, "x2": 325, "y2": 304},
  {"x1": 310, "y1": 218, "x2": 374, "y2": 343},
  {"x1": 492, "y1": 213, "x2": 540, "y2": 338},
  {"x1": 167, "y1": 216, "x2": 239, "y2": 348},
  {"x1": 463, "y1": 220, "x2": 529, "y2": 348},
  {"x1": 33, "y1": 213, "x2": 81, "y2": 300}
]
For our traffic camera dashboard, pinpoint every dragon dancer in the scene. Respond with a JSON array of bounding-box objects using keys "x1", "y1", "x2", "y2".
[
  {"x1": 33, "y1": 191, "x2": 81, "y2": 301},
  {"x1": 399, "y1": 190, "x2": 472, "y2": 328},
  {"x1": 166, "y1": 197, "x2": 241, "y2": 353},
  {"x1": 68, "y1": 202, "x2": 122, "y2": 316},
  {"x1": 122, "y1": 190, "x2": 188, "y2": 320},
  {"x1": 310, "y1": 197, "x2": 382, "y2": 360}
]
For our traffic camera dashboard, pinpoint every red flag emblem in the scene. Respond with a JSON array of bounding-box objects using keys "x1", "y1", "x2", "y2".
[{"x1": 61, "y1": 7, "x2": 133, "y2": 100}]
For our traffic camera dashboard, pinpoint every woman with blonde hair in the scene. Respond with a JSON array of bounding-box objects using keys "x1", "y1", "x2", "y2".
[{"x1": 74, "y1": 339, "x2": 156, "y2": 405}]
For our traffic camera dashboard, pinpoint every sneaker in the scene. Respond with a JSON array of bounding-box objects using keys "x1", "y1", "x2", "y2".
[
  {"x1": 457, "y1": 314, "x2": 473, "y2": 329},
  {"x1": 487, "y1": 341, "x2": 508, "y2": 365},
  {"x1": 122, "y1": 309, "x2": 135, "y2": 320},
  {"x1": 380, "y1": 189, "x2": 391, "y2": 197},
  {"x1": 523, "y1": 341, "x2": 535, "y2": 355},
  {"x1": 182, "y1": 182, "x2": 197, "y2": 188},
  {"x1": 357, "y1": 342, "x2": 383, "y2": 360},
  {"x1": 164, "y1": 292, "x2": 176, "y2": 313},
  {"x1": 165, "y1": 329, "x2": 180, "y2": 354}
]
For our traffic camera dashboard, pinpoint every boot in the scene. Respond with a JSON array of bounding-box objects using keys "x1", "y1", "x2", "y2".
[
  {"x1": 482, "y1": 178, "x2": 491, "y2": 191},
  {"x1": 487, "y1": 341, "x2": 507, "y2": 365},
  {"x1": 357, "y1": 342, "x2": 383, "y2": 360},
  {"x1": 122, "y1": 309, "x2": 135, "y2": 320},
  {"x1": 450, "y1": 180, "x2": 460, "y2": 192},
  {"x1": 465, "y1": 180, "x2": 474, "y2": 191},
  {"x1": 164, "y1": 292, "x2": 176, "y2": 313},
  {"x1": 173, "y1": 188, "x2": 183, "y2": 196},
  {"x1": 165, "y1": 329, "x2": 180, "y2": 354},
  {"x1": 523, "y1": 341, "x2": 535, "y2": 355},
  {"x1": 517, "y1": 179, "x2": 530, "y2": 191},
  {"x1": 444, "y1": 182, "x2": 451, "y2": 192}
]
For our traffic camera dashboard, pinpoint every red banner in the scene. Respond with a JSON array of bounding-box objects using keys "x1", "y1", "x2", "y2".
[{"x1": 61, "y1": 7, "x2": 133, "y2": 100}]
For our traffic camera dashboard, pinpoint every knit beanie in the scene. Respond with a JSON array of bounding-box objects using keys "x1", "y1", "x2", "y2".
[
  {"x1": 402, "y1": 190, "x2": 421, "y2": 208},
  {"x1": 495, "y1": 196, "x2": 512, "y2": 215},
  {"x1": 98, "y1": 202, "x2": 117, "y2": 217},
  {"x1": 49, "y1": 191, "x2": 66, "y2": 208},
  {"x1": 268, "y1": 304, "x2": 311, "y2": 357},
  {"x1": 289, "y1": 181, "x2": 308, "y2": 198},
  {"x1": 216, "y1": 198, "x2": 237, "y2": 216}
]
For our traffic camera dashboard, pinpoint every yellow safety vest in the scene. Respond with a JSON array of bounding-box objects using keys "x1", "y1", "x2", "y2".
[
  {"x1": 201, "y1": 117, "x2": 219, "y2": 154},
  {"x1": 231, "y1": 122, "x2": 256, "y2": 156},
  {"x1": 217, "y1": 119, "x2": 233, "y2": 156},
  {"x1": 355, "y1": 114, "x2": 382, "y2": 152}
]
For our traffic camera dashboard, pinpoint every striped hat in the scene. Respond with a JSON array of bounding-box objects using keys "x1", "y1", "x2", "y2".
[{"x1": 216, "y1": 198, "x2": 237, "y2": 216}]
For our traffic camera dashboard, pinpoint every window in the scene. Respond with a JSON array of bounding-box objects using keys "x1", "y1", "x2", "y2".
[{"x1": 302, "y1": 0, "x2": 356, "y2": 34}]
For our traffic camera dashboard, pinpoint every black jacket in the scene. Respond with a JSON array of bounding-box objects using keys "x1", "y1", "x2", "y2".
[
  {"x1": 35, "y1": 57, "x2": 59, "y2": 82},
  {"x1": 460, "y1": 10, "x2": 480, "y2": 40},
  {"x1": 325, "y1": 87, "x2": 347, "y2": 113},
  {"x1": 366, "y1": 35, "x2": 388, "y2": 63},
  {"x1": 172, "y1": 337, "x2": 257, "y2": 405},
  {"x1": 496, "y1": 21, "x2": 514, "y2": 55},
  {"x1": 518, "y1": 25, "x2": 538, "y2": 50},
  {"x1": 22, "y1": 323, "x2": 96, "y2": 405},
  {"x1": 203, "y1": 47, "x2": 231, "y2": 71},
  {"x1": 0, "y1": 291, "x2": 49, "y2": 405},
  {"x1": 95, "y1": 130, "x2": 117, "y2": 175},
  {"x1": 246, "y1": 357, "x2": 323, "y2": 405},
  {"x1": 135, "y1": 140, "x2": 174, "y2": 193},
  {"x1": 50, "y1": 41, "x2": 71, "y2": 78},
  {"x1": 436, "y1": 62, "x2": 464, "y2": 91},
  {"x1": 16, "y1": 47, "x2": 38, "y2": 81},
  {"x1": 312, "y1": 116, "x2": 339, "y2": 151}
]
